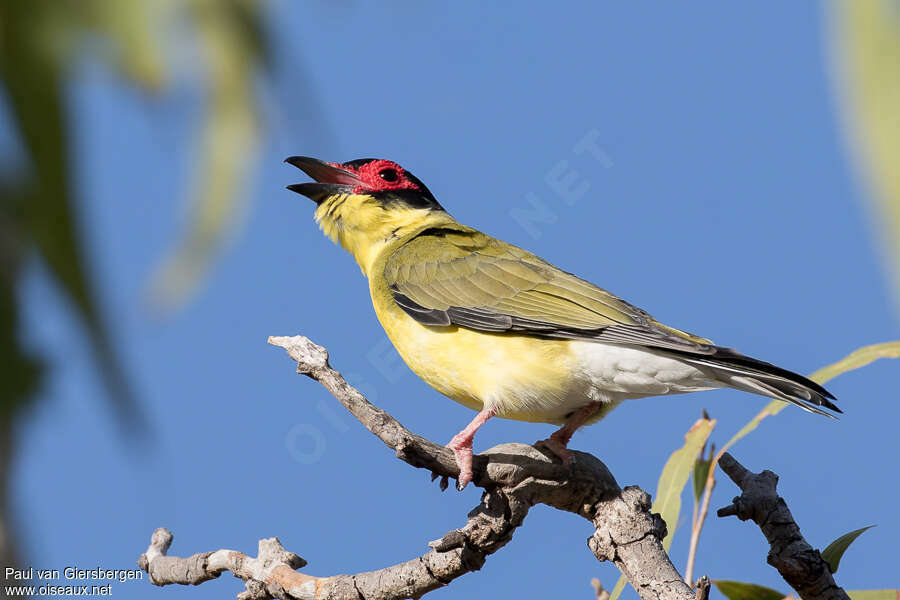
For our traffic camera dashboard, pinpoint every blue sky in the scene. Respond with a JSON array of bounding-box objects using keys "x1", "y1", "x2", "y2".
[{"x1": 11, "y1": 2, "x2": 899, "y2": 599}]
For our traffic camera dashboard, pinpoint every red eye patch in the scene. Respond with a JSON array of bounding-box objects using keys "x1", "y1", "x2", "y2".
[{"x1": 328, "y1": 159, "x2": 420, "y2": 193}]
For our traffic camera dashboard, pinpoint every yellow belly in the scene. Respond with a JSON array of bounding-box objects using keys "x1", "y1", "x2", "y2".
[{"x1": 370, "y1": 284, "x2": 583, "y2": 424}]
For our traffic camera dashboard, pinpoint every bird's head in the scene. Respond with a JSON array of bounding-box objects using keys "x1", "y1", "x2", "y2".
[{"x1": 286, "y1": 156, "x2": 450, "y2": 274}]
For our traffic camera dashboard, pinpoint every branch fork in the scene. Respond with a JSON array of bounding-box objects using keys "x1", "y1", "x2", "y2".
[{"x1": 136, "y1": 335, "x2": 846, "y2": 600}]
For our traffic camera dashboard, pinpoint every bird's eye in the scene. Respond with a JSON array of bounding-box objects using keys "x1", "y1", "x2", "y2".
[{"x1": 379, "y1": 168, "x2": 399, "y2": 182}]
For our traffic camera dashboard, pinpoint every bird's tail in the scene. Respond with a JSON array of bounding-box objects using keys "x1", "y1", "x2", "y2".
[{"x1": 667, "y1": 347, "x2": 841, "y2": 417}]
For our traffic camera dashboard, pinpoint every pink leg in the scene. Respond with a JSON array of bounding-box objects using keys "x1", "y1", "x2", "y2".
[
  {"x1": 536, "y1": 402, "x2": 604, "y2": 465},
  {"x1": 447, "y1": 407, "x2": 495, "y2": 489}
]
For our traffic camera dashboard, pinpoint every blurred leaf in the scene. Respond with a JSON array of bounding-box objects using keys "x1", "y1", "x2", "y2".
[
  {"x1": 831, "y1": 1, "x2": 900, "y2": 313},
  {"x1": 847, "y1": 592, "x2": 900, "y2": 600},
  {"x1": 147, "y1": 0, "x2": 264, "y2": 310},
  {"x1": 720, "y1": 341, "x2": 900, "y2": 455},
  {"x1": 0, "y1": 0, "x2": 141, "y2": 428},
  {"x1": 712, "y1": 580, "x2": 787, "y2": 600},
  {"x1": 0, "y1": 188, "x2": 42, "y2": 418},
  {"x1": 609, "y1": 416, "x2": 715, "y2": 600},
  {"x1": 822, "y1": 525, "x2": 874, "y2": 573},
  {"x1": 88, "y1": 0, "x2": 173, "y2": 91}
]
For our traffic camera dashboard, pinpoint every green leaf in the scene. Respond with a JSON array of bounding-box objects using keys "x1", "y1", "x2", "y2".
[
  {"x1": 692, "y1": 445, "x2": 713, "y2": 502},
  {"x1": 712, "y1": 580, "x2": 787, "y2": 600},
  {"x1": 822, "y1": 525, "x2": 874, "y2": 573},
  {"x1": 653, "y1": 417, "x2": 716, "y2": 551},
  {"x1": 609, "y1": 417, "x2": 715, "y2": 600},
  {"x1": 847, "y1": 591, "x2": 899, "y2": 600},
  {"x1": 808, "y1": 342, "x2": 900, "y2": 386},
  {"x1": 611, "y1": 343, "x2": 898, "y2": 600}
]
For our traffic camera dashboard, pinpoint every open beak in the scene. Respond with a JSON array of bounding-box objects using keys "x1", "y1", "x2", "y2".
[{"x1": 285, "y1": 156, "x2": 361, "y2": 203}]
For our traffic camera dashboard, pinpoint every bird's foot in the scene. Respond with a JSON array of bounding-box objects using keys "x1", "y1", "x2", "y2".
[
  {"x1": 534, "y1": 436, "x2": 574, "y2": 466},
  {"x1": 437, "y1": 408, "x2": 494, "y2": 491},
  {"x1": 446, "y1": 433, "x2": 475, "y2": 490}
]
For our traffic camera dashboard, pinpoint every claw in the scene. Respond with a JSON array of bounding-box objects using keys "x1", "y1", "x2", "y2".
[
  {"x1": 430, "y1": 471, "x2": 450, "y2": 491},
  {"x1": 446, "y1": 440, "x2": 474, "y2": 490}
]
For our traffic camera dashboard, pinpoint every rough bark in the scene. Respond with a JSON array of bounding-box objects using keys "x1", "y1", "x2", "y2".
[
  {"x1": 716, "y1": 452, "x2": 850, "y2": 600},
  {"x1": 138, "y1": 334, "x2": 694, "y2": 600},
  {"x1": 137, "y1": 335, "x2": 852, "y2": 600}
]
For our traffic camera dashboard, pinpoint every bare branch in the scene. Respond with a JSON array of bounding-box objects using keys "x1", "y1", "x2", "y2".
[
  {"x1": 139, "y1": 481, "x2": 528, "y2": 600},
  {"x1": 716, "y1": 452, "x2": 850, "y2": 600},
  {"x1": 693, "y1": 576, "x2": 710, "y2": 600},
  {"x1": 266, "y1": 335, "x2": 463, "y2": 480},
  {"x1": 138, "y1": 334, "x2": 698, "y2": 600},
  {"x1": 269, "y1": 335, "x2": 694, "y2": 600},
  {"x1": 138, "y1": 528, "x2": 308, "y2": 600}
]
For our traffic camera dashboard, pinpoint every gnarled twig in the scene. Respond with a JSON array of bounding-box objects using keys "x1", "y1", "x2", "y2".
[{"x1": 716, "y1": 452, "x2": 850, "y2": 600}]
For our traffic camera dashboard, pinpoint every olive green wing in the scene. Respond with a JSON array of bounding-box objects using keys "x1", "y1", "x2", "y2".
[
  {"x1": 383, "y1": 226, "x2": 716, "y2": 354},
  {"x1": 383, "y1": 225, "x2": 841, "y2": 416}
]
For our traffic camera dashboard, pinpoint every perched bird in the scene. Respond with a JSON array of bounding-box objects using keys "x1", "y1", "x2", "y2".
[{"x1": 286, "y1": 156, "x2": 839, "y2": 489}]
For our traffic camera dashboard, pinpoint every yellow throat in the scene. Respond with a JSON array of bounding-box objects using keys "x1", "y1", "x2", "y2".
[{"x1": 314, "y1": 192, "x2": 454, "y2": 276}]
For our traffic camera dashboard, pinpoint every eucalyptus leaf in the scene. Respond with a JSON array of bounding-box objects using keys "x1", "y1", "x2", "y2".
[
  {"x1": 822, "y1": 525, "x2": 874, "y2": 573},
  {"x1": 653, "y1": 417, "x2": 716, "y2": 551},
  {"x1": 847, "y1": 591, "x2": 899, "y2": 600},
  {"x1": 692, "y1": 455, "x2": 712, "y2": 502},
  {"x1": 712, "y1": 580, "x2": 787, "y2": 600},
  {"x1": 809, "y1": 342, "x2": 900, "y2": 386}
]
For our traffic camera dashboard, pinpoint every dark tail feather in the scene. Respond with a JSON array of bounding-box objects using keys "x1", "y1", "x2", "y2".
[{"x1": 668, "y1": 347, "x2": 841, "y2": 417}]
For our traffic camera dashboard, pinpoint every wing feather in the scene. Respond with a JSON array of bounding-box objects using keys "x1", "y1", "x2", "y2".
[
  {"x1": 384, "y1": 226, "x2": 713, "y2": 353},
  {"x1": 382, "y1": 224, "x2": 839, "y2": 416}
]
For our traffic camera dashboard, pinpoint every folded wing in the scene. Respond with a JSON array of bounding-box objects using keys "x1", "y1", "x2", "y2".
[
  {"x1": 384, "y1": 226, "x2": 715, "y2": 353},
  {"x1": 383, "y1": 225, "x2": 840, "y2": 416}
]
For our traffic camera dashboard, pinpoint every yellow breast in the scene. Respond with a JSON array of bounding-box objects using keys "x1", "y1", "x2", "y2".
[{"x1": 369, "y1": 278, "x2": 582, "y2": 424}]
